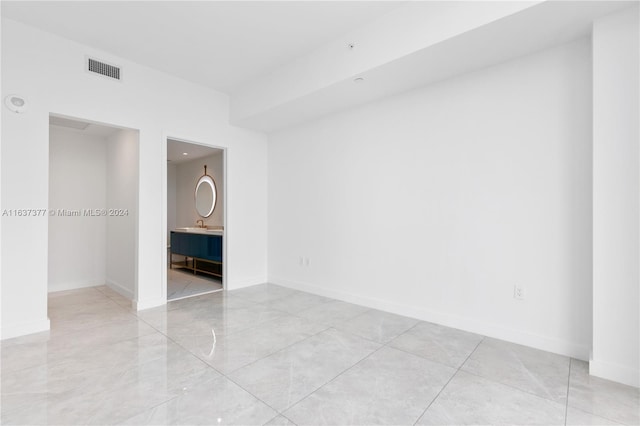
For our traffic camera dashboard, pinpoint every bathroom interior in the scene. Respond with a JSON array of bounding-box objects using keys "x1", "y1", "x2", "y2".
[{"x1": 166, "y1": 139, "x2": 225, "y2": 300}]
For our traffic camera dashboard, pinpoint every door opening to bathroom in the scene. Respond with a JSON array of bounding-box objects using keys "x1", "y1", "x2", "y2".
[{"x1": 165, "y1": 138, "x2": 226, "y2": 301}]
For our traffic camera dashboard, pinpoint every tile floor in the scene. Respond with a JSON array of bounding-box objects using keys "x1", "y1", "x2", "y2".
[
  {"x1": 1, "y1": 284, "x2": 638, "y2": 425},
  {"x1": 167, "y1": 268, "x2": 222, "y2": 301}
]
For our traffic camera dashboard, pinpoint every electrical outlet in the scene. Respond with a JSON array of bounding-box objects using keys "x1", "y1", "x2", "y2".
[
  {"x1": 513, "y1": 285, "x2": 525, "y2": 300},
  {"x1": 304, "y1": 257, "x2": 310, "y2": 267}
]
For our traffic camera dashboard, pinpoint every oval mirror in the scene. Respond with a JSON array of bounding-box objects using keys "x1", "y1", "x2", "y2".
[{"x1": 195, "y1": 166, "x2": 217, "y2": 218}]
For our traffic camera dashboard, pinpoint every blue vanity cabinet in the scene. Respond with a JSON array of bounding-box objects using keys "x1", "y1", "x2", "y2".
[{"x1": 170, "y1": 231, "x2": 223, "y2": 278}]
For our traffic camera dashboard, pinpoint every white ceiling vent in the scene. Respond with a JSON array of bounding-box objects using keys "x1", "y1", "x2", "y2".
[{"x1": 86, "y1": 57, "x2": 121, "y2": 81}]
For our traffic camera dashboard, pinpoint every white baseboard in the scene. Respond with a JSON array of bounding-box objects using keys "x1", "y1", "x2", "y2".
[
  {"x1": 228, "y1": 275, "x2": 267, "y2": 291},
  {"x1": 590, "y1": 359, "x2": 640, "y2": 388},
  {"x1": 134, "y1": 297, "x2": 166, "y2": 311},
  {"x1": 269, "y1": 276, "x2": 590, "y2": 361},
  {"x1": 105, "y1": 279, "x2": 134, "y2": 300},
  {"x1": 48, "y1": 279, "x2": 105, "y2": 293},
  {"x1": 1, "y1": 318, "x2": 50, "y2": 340}
]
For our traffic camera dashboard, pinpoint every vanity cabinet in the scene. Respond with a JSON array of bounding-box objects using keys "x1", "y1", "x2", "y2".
[{"x1": 170, "y1": 231, "x2": 223, "y2": 278}]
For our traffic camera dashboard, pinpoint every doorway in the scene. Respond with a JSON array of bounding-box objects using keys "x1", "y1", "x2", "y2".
[
  {"x1": 48, "y1": 114, "x2": 139, "y2": 302},
  {"x1": 166, "y1": 138, "x2": 225, "y2": 301}
]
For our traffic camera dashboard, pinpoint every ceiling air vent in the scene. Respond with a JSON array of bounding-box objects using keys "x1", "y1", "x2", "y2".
[{"x1": 87, "y1": 57, "x2": 121, "y2": 81}]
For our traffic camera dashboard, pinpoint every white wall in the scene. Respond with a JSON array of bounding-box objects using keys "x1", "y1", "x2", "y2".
[
  {"x1": 105, "y1": 129, "x2": 138, "y2": 300},
  {"x1": 175, "y1": 151, "x2": 224, "y2": 229},
  {"x1": 48, "y1": 125, "x2": 107, "y2": 292},
  {"x1": 591, "y1": 6, "x2": 639, "y2": 387},
  {"x1": 268, "y1": 39, "x2": 593, "y2": 359},
  {"x1": 1, "y1": 18, "x2": 268, "y2": 339}
]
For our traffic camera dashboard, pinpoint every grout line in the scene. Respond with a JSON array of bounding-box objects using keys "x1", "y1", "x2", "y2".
[
  {"x1": 280, "y1": 413, "x2": 299, "y2": 425},
  {"x1": 378, "y1": 320, "x2": 421, "y2": 347},
  {"x1": 135, "y1": 304, "x2": 335, "y2": 417},
  {"x1": 264, "y1": 412, "x2": 298, "y2": 426},
  {"x1": 284, "y1": 315, "x2": 432, "y2": 412},
  {"x1": 26, "y1": 288, "x2": 348, "y2": 423},
  {"x1": 564, "y1": 405, "x2": 624, "y2": 426},
  {"x1": 287, "y1": 305, "x2": 372, "y2": 326},
  {"x1": 259, "y1": 327, "x2": 386, "y2": 415},
  {"x1": 141, "y1": 297, "x2": 422, "y2": 417},
  {"x1": 130, "y1": 310, "x2": 292, "y2": 416},
  {"x1": 223, "y1": 316, "x2": 425, "y2": 417},
  {"x1": 5, "y1": 296, "x2": 150, "y2": 374},
  {"x1": 561, "y1": 360, "x2": 626, "y2": 426},
  {"x1": 281, "y1": 344, "x2": 387, "y2": 416},
  {"x1": 116, "y1": 395, "x2": 180, "y2": 424},
  {"x1": 457, "y1": 367, "x2": 570, "y2": 408},
  {"x1": 459, "y1": 336, "x2": 485, "y2": 370},
  {"x1": 263, "y1": 413, "x2": 284, "y2": 425},
  {"x1": 307, "y1": 314, "x2": 419, "y2": 349},
  {"x1": 224, "y1": 325, "x2": 332, "y2": 376},
  {"x1": 564, "y1": 358, "x2": 572, "y2": 425},
  {"x1": 6, "y1": 307, "x2": 184, "y2": 421},
  {"x1": 135, "y1": 300, "x2": 288, "y2": 341},
  {"x1": 224, "y1": 373, "x2": 290, "y2": 417},
  {"x1": 154, "y1": 294, "x2": 407, "y2": 417},
  {"x1": 453, "y1": 337, "x2": 583, "y2": 407},
  {"x1": 161, "y1": 331, "x2": 286, "y2": 417},
  {"x1": 412, "y1": 371, "x2": 459, "y2": 426},
  {"x1": 162, "y1": 291, "x2": 330, "y2": 340},
  {"x1": 323, "y1": 325, "x2": 390, "y2": 346},
  {"x1": 38, "y1": 286, "x2": 601, "y2": 426},
  {"x1": 388, "y1": 343, "x2": 465, "y2": 372},
  {"x1": 412, "y1": 336, "x2": 485, "y2": 425}
]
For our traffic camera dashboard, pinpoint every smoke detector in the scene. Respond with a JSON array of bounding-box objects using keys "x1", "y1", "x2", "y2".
[{"x1": 4, "y1": 95, "x2": 28, "y2": 113}]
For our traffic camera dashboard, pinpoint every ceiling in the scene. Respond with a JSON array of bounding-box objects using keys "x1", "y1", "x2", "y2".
[
  {"x1": 1, "y1": 1, "x2": 402, "y2": 94},
  {"x1": 167, "y1": 139, "x2": 222, "y2": 164},
  {"x1": 232, "y1": 0, "x2": 635, "y2": 132},
  {"x1": 8, "y1": 1, "x2": 635, "y2": 133}
]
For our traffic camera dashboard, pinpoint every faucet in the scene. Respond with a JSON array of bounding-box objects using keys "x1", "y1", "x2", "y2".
[{"x1": 196, "y1": 219, "x2": 204, "y2": 228}]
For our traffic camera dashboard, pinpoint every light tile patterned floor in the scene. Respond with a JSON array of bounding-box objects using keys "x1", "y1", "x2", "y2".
[{"x1": 1, "y1": 284, "x2": 638, "y2": 425}]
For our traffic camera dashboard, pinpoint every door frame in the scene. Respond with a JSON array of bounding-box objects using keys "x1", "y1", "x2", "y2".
[
  {"x1": 161, "y1": 135, "x2": 228, "y2": 302},
  {"x1": 48, "y1": 113, "x2": 140, "y2": 301}
]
